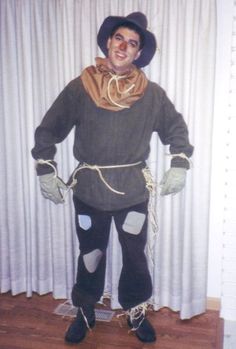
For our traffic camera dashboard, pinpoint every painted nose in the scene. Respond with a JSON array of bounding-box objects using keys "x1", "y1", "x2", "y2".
[{"x1": 119, "y1": 41, "x2": 127, "y2": 51}]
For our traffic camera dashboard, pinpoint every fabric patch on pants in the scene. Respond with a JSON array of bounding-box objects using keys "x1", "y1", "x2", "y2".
[
  {"x1": 83, "y1": 249, "x2": 103, "y2": 273},
  {"x1": 78, "y1": 214, "x2": 92, "y2": 230},
  {"x1": 122, "y1": 211, "x2": 146, "y2": 235}
]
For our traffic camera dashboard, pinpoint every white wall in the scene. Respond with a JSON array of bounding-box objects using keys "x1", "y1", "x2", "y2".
[{"x1": 207, "y1": 0, "x2": 235, "y2": 307}]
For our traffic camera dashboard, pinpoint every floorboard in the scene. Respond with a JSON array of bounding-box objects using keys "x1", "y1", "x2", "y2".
[{"x1": 0, "y1": 292, "x2": 224, "y2": 349}]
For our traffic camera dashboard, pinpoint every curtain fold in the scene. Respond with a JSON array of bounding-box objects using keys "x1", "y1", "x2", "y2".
[{"x1": 0, "y1": 0, "x2": 216, "y2": 319}]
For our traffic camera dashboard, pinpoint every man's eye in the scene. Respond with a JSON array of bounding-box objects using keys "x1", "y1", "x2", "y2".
[{"x1": 129, "y1": 42, "x2": 138, "y2": 48}]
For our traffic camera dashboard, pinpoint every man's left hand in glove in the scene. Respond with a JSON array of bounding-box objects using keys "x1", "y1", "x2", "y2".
[{"x1": 160, "y1": 167, "x2": 187, "y2": 196}]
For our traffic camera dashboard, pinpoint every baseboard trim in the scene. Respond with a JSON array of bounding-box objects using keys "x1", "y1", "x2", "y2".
[{"x1": 207, "y1": 297, "x2": 221, "y2": 311}]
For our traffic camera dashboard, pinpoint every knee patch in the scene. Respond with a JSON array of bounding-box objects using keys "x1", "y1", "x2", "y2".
[
  {"x1": 78, "y1": 214, "x2": 92, "y2": 230},
  {"x1": 83, "y1": 249, "x2": 103, "y2": 273},
  {"x1": 122, "y1": 211, "x2": 146, "y2": 235}
]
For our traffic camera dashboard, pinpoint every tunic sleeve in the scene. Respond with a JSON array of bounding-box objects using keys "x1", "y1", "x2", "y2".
[
  {"x1": 155, "y1": 90, "x2": 194, "y2": 169},
  {"x1": 31, "y1": 81, "x2": 80, "y2": 175}
]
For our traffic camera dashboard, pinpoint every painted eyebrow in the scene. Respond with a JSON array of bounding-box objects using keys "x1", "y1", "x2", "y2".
[{"x1": 114, "y1": 33, "x2": 139, "y2": 47}]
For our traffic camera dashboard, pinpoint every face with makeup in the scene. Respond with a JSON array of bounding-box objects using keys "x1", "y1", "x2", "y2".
[{"x1": 106, "y1": 27, "x2": 142, "y2": 74}]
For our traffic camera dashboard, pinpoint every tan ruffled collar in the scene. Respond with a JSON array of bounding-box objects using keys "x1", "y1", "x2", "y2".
[{"x1": 80, "y1": 57, "x2": 148, "y2": 111}]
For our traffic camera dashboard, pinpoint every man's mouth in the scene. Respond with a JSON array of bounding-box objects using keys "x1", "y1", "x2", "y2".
[{"x1": 115, "y1": 51, "x2": 127, "y2": 60}]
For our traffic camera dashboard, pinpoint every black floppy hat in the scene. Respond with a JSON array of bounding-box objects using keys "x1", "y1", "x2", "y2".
[{"x1": 97, "y1": 12, "x2": 157, "y2": 68}]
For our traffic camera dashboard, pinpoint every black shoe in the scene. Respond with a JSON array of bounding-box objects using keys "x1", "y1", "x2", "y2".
[
  {"x1": 65, "y1": 305, "x2": 95, "y2": 344},
  {"x1": 127, "y1": 313, "x2": 156, "y2": 343}
]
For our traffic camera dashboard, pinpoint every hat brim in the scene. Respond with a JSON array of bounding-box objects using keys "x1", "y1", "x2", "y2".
[{"x1": 97, "y1": 16, "x2": 156, "y2": 68}]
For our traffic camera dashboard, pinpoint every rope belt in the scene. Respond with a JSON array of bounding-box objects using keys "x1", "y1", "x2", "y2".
[{"x1": 70, "y1": 161, "x2": 143, "y2": 195}]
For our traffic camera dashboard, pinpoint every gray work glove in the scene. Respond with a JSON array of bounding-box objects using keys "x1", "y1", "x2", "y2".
[
  {"x1": 39, "y1": 173, "x2": 68, "y2": 204},
  {"x1": 160, "y1": 167, "x2": 187, "y2": 196}
]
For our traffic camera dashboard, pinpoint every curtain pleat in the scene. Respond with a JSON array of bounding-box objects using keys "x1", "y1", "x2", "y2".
[{"x1": 0, "y1": 0, "x2": 216, "y2": 319}]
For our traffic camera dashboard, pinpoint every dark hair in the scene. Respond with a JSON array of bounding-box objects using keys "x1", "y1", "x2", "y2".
[{"x1": 109, "y1": 21, "x2": 145, "y2": 50}]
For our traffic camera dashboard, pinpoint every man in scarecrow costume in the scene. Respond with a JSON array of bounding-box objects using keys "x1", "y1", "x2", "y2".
[{"x1": 32, "y1": 12, "x2": 193, "y2": 344}]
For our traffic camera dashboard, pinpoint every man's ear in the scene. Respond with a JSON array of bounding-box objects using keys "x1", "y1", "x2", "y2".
[
  {"x1": 135, "y1": 50, "x2": 141, "y2": 61},
  {"x1": 107, "y1": 37, "x2": 111, "y2": 50}
]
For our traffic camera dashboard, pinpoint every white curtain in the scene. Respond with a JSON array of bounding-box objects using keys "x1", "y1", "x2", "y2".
[{"x1": 0, "y1": 0, "x2": 216, "y2": 319}]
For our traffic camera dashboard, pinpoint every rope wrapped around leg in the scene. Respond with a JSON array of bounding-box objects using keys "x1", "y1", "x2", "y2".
[{"x1": 117, "y1": 303, "x2": 156, "y2": 342}]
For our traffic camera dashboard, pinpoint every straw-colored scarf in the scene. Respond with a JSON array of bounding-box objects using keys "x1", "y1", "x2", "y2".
[{"x1": 81, "y1": 57, "x2": 148, "y2": 111}]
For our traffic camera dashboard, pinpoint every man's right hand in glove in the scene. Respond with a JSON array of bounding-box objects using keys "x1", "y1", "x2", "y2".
[{"x1": 39, "y1": 173, "x2": 68, "y2": 204}]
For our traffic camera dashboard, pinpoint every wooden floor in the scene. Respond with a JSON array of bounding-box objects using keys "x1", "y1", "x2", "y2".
[{"x1": 0, "y1": 292, "x2": 223, "y2": 349}]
